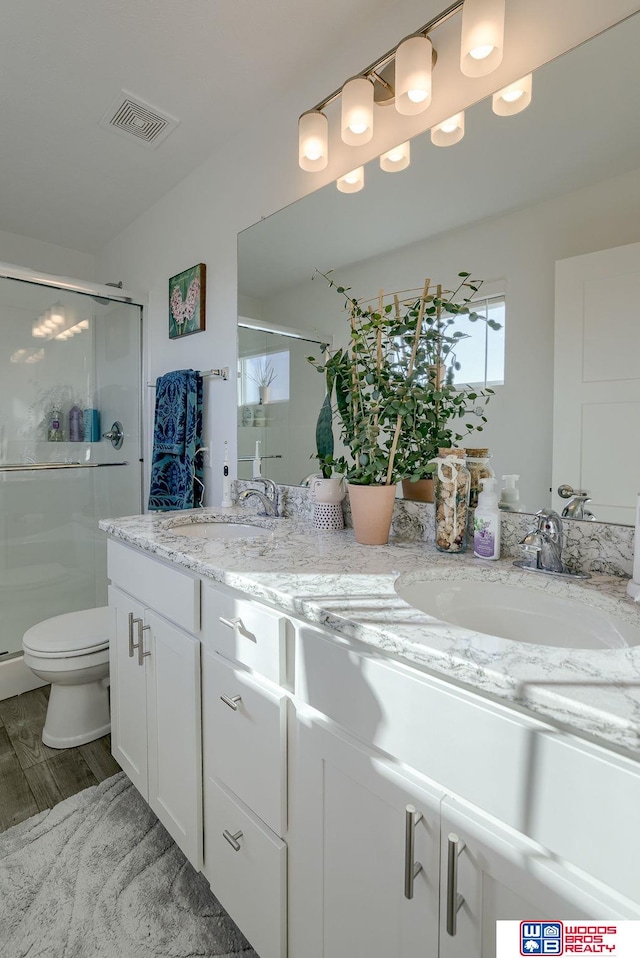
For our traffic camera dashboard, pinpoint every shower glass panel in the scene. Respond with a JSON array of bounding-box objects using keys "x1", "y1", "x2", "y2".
[
  {"x1": 237, "y1": 326, "x2": 326, "y2": 485},
  {"x1": 0, "y1": 274, "x2": 142, "y2": 658}
]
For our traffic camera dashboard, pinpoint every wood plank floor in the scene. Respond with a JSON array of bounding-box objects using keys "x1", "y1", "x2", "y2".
[{"x1": 0, "y1": 687, "x2": 119, "y2": 834}]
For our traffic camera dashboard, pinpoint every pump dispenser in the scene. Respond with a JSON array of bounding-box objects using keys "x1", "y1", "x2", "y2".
[
  {"x1": 499, "y1": 474, "x2": 521, "y2": 512},
  {"x1": 473, "y1": 477, "x2": 501, "y2": 560}
]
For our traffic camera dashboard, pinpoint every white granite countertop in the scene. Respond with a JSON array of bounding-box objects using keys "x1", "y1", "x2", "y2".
[{"x1": 99, "y1": 507, "x2": 640, "y2": 760}]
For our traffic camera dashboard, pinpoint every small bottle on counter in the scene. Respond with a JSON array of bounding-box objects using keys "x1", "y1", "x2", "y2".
[
  {"x1": 433, "y1": 447, "x2": 471, "y2": 553},
  {"x1": 499, "y1": 474, "x2": 521, "y2": 511},
  {"x1": 473, "y1": 477, "x2": 501, "y2": 560}
]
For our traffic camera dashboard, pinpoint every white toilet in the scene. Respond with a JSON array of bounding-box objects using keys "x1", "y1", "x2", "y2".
[{"x1": 22, "y1": 607, "x2": 111, "y2": 749}]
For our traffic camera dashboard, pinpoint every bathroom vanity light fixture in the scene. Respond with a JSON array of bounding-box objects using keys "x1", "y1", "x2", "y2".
[
  {"x1": 431, "y1": 111, "x2": 465, "y2": 146},
  {"x1": 380, "y1": 141, "x2": 411, "y2": 172},
  {"x1": 336, "y1": 166, "x2": 365, "y2": 193},
  {"x1": 492, "y1": 73, "x2": 532, "y2": 115},
  {"x1": 460, "y1": 0, "x2": 505, "y2": 77},
  {"x1": 31, "y1": 305, "x2": 90, "y2": 341},
  {"x1": 298, "y1": 0, "x2": 507, "y2": 180}
]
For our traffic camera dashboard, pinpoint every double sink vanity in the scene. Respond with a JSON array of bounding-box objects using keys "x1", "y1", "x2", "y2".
[{"x1": 100, "y1": 504, "x2": 640, "y2": 958}]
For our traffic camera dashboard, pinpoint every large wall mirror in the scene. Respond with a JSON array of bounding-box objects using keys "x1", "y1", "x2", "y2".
[{"x1": 238, "y1": 14, "x2": 640, "y2": 526}]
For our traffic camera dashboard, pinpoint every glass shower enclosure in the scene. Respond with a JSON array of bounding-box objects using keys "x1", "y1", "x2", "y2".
[{"x1": 0, "y1": 266, "x2": 142, "y2": 659}]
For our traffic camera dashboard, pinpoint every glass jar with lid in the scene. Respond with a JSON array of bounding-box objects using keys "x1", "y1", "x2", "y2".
[
  {"x1": 464, "y1": 447, "x2": 494, "y2": 509},
  {"x1": 433, "y1": 448, "x2": 471, "y2": 553}
]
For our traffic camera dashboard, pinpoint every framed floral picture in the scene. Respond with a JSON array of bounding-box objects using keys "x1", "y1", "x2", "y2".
[{"x1": 169, "y1": 263, "x2": 206, "y2": 339}]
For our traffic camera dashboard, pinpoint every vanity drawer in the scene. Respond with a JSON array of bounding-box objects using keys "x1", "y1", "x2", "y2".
[
  {"x1": 204, "y1": 777, "x2": 286, "y2": 958},
  {"x1": 107, "y1": 539, "x2": 200, "y2": 633},
  {"x1": 202, "y1": 581, "x2": 287, "y2": 685},
  {"x1": 202, "y1": 651, "x2": 287, "y2": 835}
]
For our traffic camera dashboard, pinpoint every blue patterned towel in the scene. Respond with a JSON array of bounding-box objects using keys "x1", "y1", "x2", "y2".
[{"x1": 148, "y1": 369, "x2": 203, "y2": 511}]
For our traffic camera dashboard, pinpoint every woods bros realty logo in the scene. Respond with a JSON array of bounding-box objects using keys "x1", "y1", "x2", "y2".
[
  {"x1": 497, "y1": 922, "x2": 640, "y2": 957},
  {"x1": 520, "y1": 923, "x2": 620, "y2": 954}
]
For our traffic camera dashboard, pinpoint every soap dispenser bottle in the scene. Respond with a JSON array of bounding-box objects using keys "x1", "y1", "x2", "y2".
[
  {"x1": 499, "y1": 474, "x2": 521, "y2": 512},
  {"x1": 473, "y1": 477, "x2": 501, "y2": 560}
]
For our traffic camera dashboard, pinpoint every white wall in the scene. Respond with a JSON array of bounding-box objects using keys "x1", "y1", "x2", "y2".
[
  {"x1": 0, "y1": 227, "x2": 95, "y2": 281},
  {"x1": 95, "y1": 0, "x2": 639, "y2": 506}
]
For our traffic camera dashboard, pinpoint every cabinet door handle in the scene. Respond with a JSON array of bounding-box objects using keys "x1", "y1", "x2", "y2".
[
  {"x1": 404, "y1": 804, "x2": 423, "y2": 899},
  {"x1": 446, "y1": 832, "x2": 466, "y2": 937},
  {"x1": 219, "y1": 615, "x2": 242, "y2": 631},
  {"x1": 128, "y1": 613, "x2": 142, "y2": 657},
  {"x1": 137, "y1": 619, "x2": 151, "y2": 666},
  {"x1": 223, "y1": 828, "x2": 243, "y2": 851},
  {"x1": 220, "y1": 693, "x2": 242, "y2": 711}
]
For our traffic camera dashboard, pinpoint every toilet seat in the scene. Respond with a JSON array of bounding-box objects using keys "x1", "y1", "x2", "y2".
[{"x1": 22, "y1": 607, "x2": 110, "y2": 658}]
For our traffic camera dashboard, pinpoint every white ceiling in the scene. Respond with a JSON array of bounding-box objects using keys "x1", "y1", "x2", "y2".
[
  {"x1": 0, "y1": 0, "x2": 405, "y2": 253},
  {"x1": 238, "y1": 14, "x2": 640, "y2": 300}
]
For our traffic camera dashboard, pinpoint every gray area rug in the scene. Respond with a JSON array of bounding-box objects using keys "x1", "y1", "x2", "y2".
[{"x1": 0, "y1": 772, "x2": 257, "y2": 957}]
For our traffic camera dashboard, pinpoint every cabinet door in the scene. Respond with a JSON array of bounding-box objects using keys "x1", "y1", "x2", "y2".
[
  {"x1": 289, "y1": 711, "x2": 442, "y2": 958},
  {"x1": 108, "y1": 586, "x2": 148, "y2": 796},
  {"x1": 439, "y1": 797, "x2": 629, "y2": 958},
  {"x1": 145, "y1": 609, "x2": 203, "y2": 870}
]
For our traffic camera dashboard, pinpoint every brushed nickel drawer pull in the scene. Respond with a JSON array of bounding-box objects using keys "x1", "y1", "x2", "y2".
[
  {"x1": 223, "y1": 828, "x2": 243, "y2": 851},
  {"x1": 137, "y1": 619, "x2": 151, "y2": 666},
  {"x1": 128, "y1": 613, "x2": 141, "y2": 657},
  {"x1": 446, "y1": 832, "x2": 466, "y2": 936},
  {"x1": 219, "y1": 616, "x2": 242, "y2": 630},
  {"x1": 404, "y1": 804, "x2": 423, "y2": 899},
  {"x1": 220, "y1": 694, "x2": 242, "y2": 711}
]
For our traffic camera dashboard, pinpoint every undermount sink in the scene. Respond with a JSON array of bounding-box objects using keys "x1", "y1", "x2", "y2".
[
  {"x1": 394, "y1": 572, "x2": 640, "y2": 650},
  {"x1": 165, "y1": 517, "x2": 274, "y2": 540}
]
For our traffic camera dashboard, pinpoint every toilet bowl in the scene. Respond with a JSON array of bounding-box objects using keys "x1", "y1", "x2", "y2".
[{"x1": 22, "y1": 607, "x2": 111, "y2": 749}]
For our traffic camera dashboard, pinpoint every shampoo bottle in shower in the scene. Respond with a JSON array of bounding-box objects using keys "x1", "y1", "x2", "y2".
[
  {"x1": 48, "y1": 408, "x2": 64, "y2": 442},
  {"x1": 69, "y1": 405, "x2": 84, "y2": 442}
]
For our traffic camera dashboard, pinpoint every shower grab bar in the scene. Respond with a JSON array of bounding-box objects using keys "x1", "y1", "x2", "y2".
[{"x1": 0, "y1": 461, "x2": 129, "y2": 472}]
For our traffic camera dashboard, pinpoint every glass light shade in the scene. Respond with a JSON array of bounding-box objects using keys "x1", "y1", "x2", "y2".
[
  {"x1": 431, "y1": 112, "x2": 465, "y2": 147},
  {"x1": 492, "y1": 73, "x2": 532, "y2": 116},
  {"x1": 460, "y1": 0, "x2": 505, "y2": 77},
  {"x1": 341, "y1": 77, "x2": 374, "y2": 145},
  {"x1": 336, "y1": 166, "x2": 365, "y2": 193},
  {"x1": 380, "y1": 141, "x2": 410, "y2": 172},
  {"x1": 395, "y1": 36, "x2": 433, "y2": 116},
  {"x1": 298, "y1": 111, "x2": 329, "y2": 171}
]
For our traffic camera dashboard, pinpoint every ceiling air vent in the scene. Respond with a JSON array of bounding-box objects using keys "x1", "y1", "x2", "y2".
[{"x1": 100, "y1": 91, "x2": 179, "y2": 149}]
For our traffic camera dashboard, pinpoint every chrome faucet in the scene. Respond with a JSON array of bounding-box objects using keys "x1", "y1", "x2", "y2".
[
  {"x1": 557, "y1": 484, "x2": 596, "y2": 521},
  {"x1": 518, "y1": 509, "x2": 564, "y2": 574},
  {"x1": 238, "y1": 478, "x2": 279, "y2": 516}
]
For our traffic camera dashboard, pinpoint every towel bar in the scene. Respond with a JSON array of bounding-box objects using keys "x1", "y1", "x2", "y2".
[{"x1": 147, "y1": 367, "x2": 228, "y2": 386}]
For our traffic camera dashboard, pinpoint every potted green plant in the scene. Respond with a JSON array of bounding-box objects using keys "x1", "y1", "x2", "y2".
[
  {"x1": 392, "y1": 274, "x2": 500, "y2": 502},
  {"x1": 308, "y1": 271, "x2": 499, "y2": 542}
]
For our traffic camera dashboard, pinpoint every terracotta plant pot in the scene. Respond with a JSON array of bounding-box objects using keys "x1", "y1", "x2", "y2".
[
  {"x1": 347, "y1": 483, "x2": 397, "y2": 545},
  {"x1": 401, "y1": 478, "x2": 434, "y2": 503}
]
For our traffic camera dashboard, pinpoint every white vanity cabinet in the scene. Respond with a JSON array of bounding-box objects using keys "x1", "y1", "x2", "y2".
[
  {"x1": 107, "y1": 541, "x2": 203, "y2": 870},
  {"x1": 289, "y1": 711, "x2": 442, "y2": 958},
  {"x1": 438, "y1": 797, "x2": 632, "y2": 958},
  {"x1": 200, "y1": 580, "x2": 290, "y2": 958},
  {"x1": 289, "y1": 620, "x2": 640, "y2": 957},
  {"x1": 103, "y1": 532, "x2": 640, "y2": 958}
]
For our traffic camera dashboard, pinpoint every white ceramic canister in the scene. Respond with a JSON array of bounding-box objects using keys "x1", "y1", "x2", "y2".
[{"x1": 310, "y1": 477, "x2": 346, "y2": 505}]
